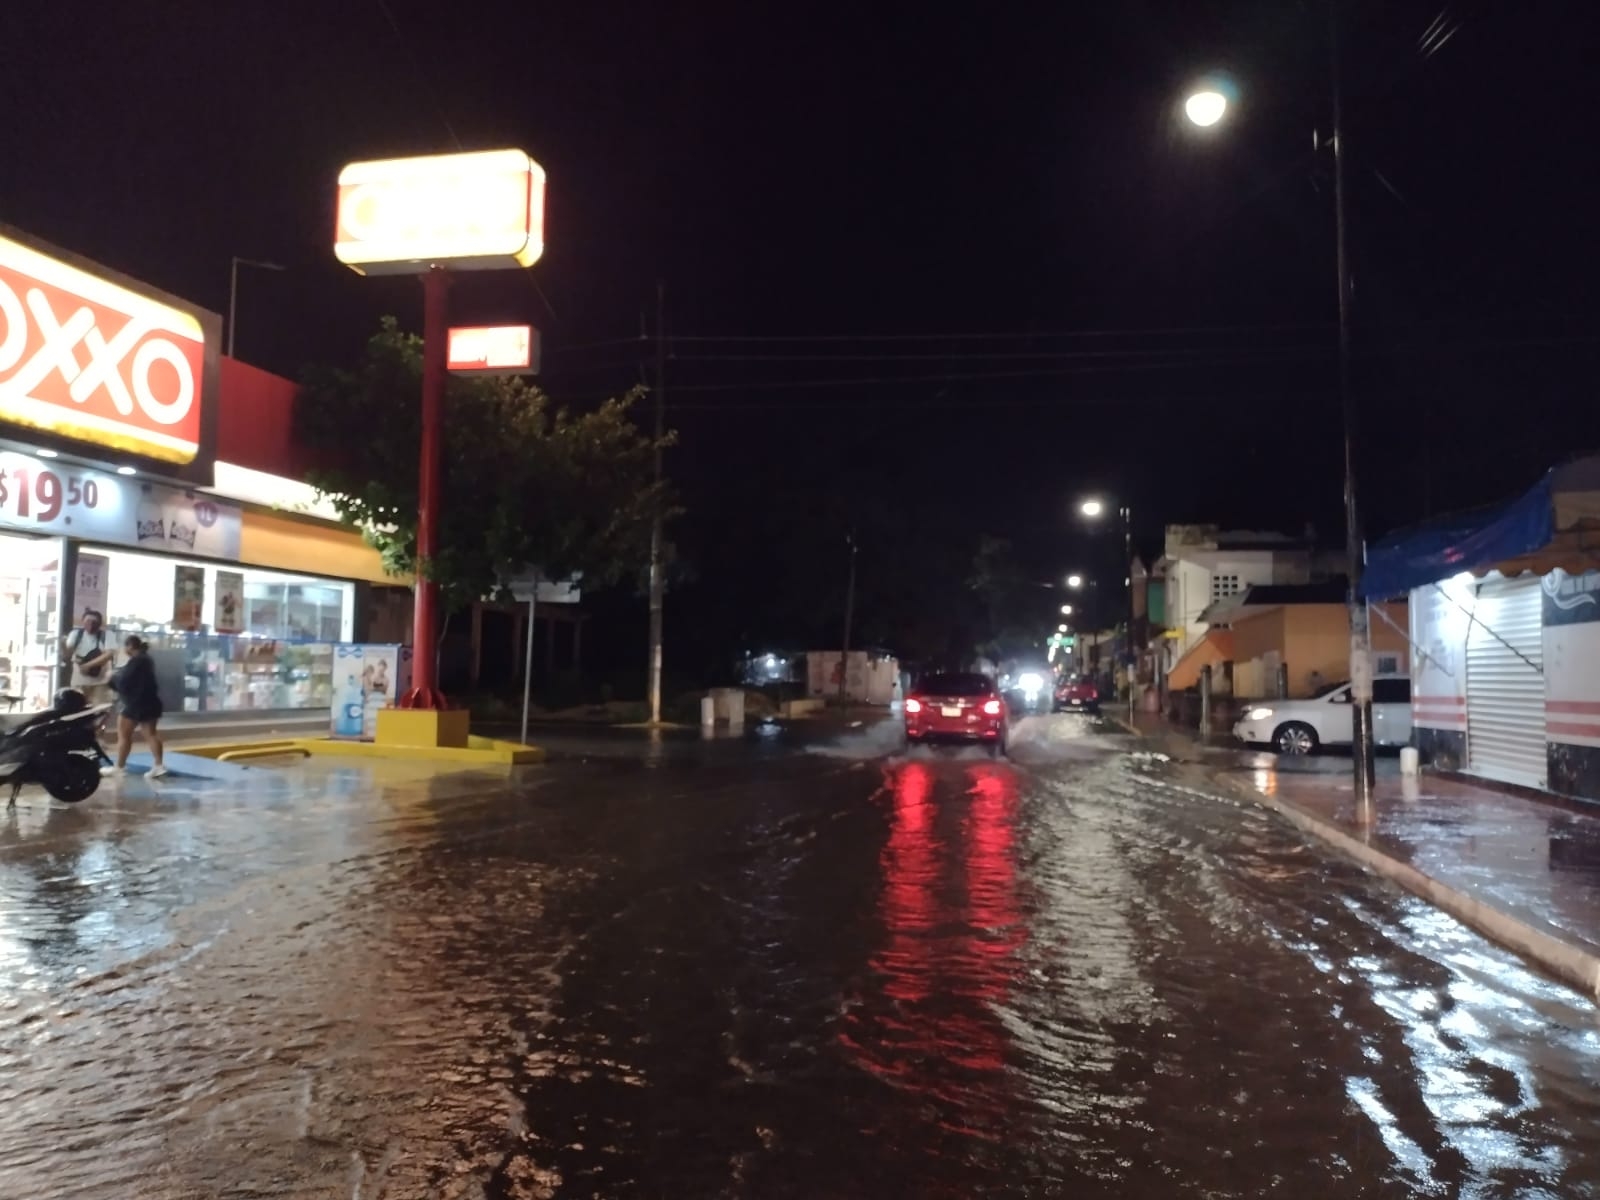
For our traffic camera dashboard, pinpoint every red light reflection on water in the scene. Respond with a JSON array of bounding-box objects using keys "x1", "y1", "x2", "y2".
[{"x1": 840, "y1": 760, "x2": 1025, "y2": 1124}]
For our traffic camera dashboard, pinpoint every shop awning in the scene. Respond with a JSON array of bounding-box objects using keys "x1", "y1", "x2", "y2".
[
  {"x1": 1360, "y1": 456, "x2": 1600, "y2": 599},
  {"x1": 1166, "y1": 629, "x2": 1234, "y2": 692}
]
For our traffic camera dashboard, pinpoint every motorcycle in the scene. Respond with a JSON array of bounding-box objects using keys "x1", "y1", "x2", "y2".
[{"x1": 0, "y1": 689, "x2": 114, "y2": 808}]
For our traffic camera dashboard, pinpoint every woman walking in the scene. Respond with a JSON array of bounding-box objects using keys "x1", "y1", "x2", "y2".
[{"x1": 106, "y1": 635, "x2": 168, "y2": 779}]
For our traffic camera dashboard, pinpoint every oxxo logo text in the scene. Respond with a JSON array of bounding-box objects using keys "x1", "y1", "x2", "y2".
[{"x1": 0, "y1": 235, "x2": 205, "y2": 465}]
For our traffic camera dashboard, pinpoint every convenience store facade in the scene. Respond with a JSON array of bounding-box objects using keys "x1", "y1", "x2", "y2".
[{"x1": 1, "y1": 223, "x2": 401, "y2": 724}]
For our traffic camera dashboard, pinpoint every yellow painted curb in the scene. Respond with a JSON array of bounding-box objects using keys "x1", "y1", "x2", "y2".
[
  {"x1": 302, "y1": 736, "x2": 545, "y2": 766},
  {"x1": 167, "y1": 736, "x2": 546, "y2": 767}
]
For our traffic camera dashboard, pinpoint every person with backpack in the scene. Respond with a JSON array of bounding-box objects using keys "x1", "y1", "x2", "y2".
[{"x1": 61, "y1": 609, "x2": 115, "y2": 707}]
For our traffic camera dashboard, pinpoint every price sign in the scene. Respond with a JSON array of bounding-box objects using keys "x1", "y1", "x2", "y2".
[
  {"x1": 0, "y1": 449, "x2": 242, "y2": 557},
  {"x1": 0, "y1": 461, "x2": 102, "y2": 525}
]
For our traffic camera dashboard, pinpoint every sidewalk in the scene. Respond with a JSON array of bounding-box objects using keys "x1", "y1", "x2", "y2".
[{"x1": 1120, "y1": 714, "x2": 1600, "y2": 1000}]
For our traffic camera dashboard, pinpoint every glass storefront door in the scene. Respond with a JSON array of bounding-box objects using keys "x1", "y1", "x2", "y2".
[{"x1": 0, "y1": 533, "x2": 61, "y2": 710}]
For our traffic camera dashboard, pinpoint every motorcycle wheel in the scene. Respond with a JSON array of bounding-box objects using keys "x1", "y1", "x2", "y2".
[{"x1": 39, "y1": 755, "x2": 100, "y2": 803}]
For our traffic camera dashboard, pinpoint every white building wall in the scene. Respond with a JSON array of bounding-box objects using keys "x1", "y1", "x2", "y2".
[{"x1": 1167, "y1": 551, "x2": 1292, "y2": 661}]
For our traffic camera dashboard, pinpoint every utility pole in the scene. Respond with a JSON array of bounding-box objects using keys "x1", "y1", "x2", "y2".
[
  {"x1": 647, "y1": 282, "x2": 666, "y2": 725},
  {"x1": 838, "y1": 532, "x2": 858, "y2": 701},
  {"x1": 1332, "y1": 2, "x2": 1377, "y2": 814},
  {"x1": 1123, "y1": 503, "x2": 1136, "y2": 719}
]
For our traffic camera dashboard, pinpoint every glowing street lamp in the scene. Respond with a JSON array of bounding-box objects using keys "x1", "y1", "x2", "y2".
[
  {"x1": 1058, "y1": 624, "x2": 1069, "y2": 633},
  {"x1": 1061, "y1": 604, "x2": 1073, "y2": 616},
  {"x1": 1066, "y1": 574, "x2": 1084, "y2": 589},
  {"x1": 1184, "y1": 90, "x2": 1228, "y2": 127},
  {"x1": 1179, "y1": 41, "x2": 1377, "y2": 810},
  {"x1": 1079, "y1": 498, "x2": 1106, "y2": 518}
]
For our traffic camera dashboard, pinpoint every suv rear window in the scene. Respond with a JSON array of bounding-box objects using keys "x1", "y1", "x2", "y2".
[{"x1": 917, "y1": 673, "x2": 994, "y2": 697}]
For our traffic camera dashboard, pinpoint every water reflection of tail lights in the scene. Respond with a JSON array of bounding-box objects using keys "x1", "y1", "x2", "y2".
[
  {"x1": 964, "y1": 763, "x2": 1024, "y2": 992},
  {"x1": 840, "y1": 761, "x2": 1025, "y2": 1125}
]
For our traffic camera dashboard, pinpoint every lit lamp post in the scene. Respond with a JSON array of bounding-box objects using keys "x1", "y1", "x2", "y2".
[
  {"x1": 334, "y1": 149, "x2": 547, "y2": 726},
  {"x1": 1183, "y1": 18, "x2": 1376, "y2": 808},
  {"x1": 1079, "y1": 496, "x2": 1136, "y2": 705}
]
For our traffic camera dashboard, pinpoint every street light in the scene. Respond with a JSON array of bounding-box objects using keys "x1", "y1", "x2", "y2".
[
  {"x1": 1080, "y1": 495, "x2": 1138, "y2": 711},
  {"x1": 1182, "y1": 10, "x2": 1376, "y2": 810},
  {"x1": 1058, "y1": 624, "x2": 1069, "y2": 633},
  {"x1": 1061, "y1": 604, "x2": 1073, "y2": 616},
  {"x1": 1066, "y1": 574, "x2": 1084, "y2": 589},
  {"x1": 227, "y1": 255, "x2": 286, "y2": 358},
  {"x1": 1184, "y1": 90, "x2": 1228, "y2": 128}
]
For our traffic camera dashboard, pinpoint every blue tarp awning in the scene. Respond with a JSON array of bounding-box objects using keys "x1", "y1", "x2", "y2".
[
  {"x1": 1359, "y1": 456, "x2": 1600, "y2": 599},
  {"x1": 1359, "y1": 476, "x2": 1553, "y2": 600}
]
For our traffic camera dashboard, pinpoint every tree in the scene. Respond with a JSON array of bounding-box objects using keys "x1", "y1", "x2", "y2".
[
  {"x1": 967, "y1": 535, "x2": 1043, "y2": 664},
  {"x1": 294, "y1": 318, "x2": 673, "y2": 615}
]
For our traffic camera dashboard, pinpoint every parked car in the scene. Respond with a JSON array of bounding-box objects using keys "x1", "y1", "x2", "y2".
[
  {"x1": 1232, "y1": 676, "x2": 1412, "y2": 755},
  {"x1": 1052, "y1": 674, "x2": 1100, "y2": 715},
  {"x1": 905, "y1": 672, "x2": 1008, "y2": 756}
]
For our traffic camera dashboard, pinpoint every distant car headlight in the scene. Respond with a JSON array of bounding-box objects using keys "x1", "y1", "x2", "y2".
[
  {"x1": 1244, "y1": 707, "x2": 1274, "y2": 721},
  {"x1": 1018, "y1": 672, "x2": 1044, "y2": 692}
]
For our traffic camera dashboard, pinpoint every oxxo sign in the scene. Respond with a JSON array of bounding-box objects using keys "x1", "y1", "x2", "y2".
[
  {"x1": 0, "y1": 230, "x2": 210, "y2": 465},
  {"x1": 447, "y1": 324, "x2": 539, "y2": 376},
  {"x1": 334, "y1": 149, "x2": 546, "y2": 275}
]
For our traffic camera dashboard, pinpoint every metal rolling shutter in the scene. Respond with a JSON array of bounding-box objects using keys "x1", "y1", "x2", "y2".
[{"x1": 1466, "y1": 577, "x2": 1546, "y2": 788}]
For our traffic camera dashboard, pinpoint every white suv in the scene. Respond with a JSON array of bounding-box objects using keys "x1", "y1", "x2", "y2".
[{"x1": 1232, "y1": 676, "x2": 1412, "y2": 756}]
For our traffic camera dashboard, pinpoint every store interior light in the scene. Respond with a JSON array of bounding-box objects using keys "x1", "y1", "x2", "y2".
[
  {"x1": 116, "y1": 466, "x2": 137, "y2": 476},
  {"x1": 35, "y1": 448, "x2": 59, "y2": 459}
]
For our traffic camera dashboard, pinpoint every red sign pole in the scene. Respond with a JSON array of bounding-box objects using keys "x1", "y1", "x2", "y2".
[{"x1": 401, "y1": 265, "x2": 451, "y2": 709}]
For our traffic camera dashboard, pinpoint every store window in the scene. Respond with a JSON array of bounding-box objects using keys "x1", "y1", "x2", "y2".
[{"x1": 88, "y1": 548, "x2": 357, "y2": 714}]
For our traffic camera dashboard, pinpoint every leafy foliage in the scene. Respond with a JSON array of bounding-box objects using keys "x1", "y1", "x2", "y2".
[
  {"x1": 295, "y1": 317, "x2": 674, "y2": 614},
  {"x1": 967, "y1": 535, "x2": 1048, "y2": 663}
]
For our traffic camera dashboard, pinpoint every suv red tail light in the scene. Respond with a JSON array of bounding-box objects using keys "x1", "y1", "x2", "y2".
[
  {"x1": 982, "y1": 699, "x2": 1003, "y2": 716},
  {"x1": 904, "y1": 698, "x2": 923, "y2": 714}
]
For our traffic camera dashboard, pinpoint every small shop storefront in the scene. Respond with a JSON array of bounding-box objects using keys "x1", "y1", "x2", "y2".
[
  {"x1": 1363, "y1": 455, "x2": 1600, "y2": 803},
  {"x1": 2, "y1": 222, "x2": 409, "y2": 726},
  {"x1": 0, "y1": 448, "x2": 386, "y2": 720}
]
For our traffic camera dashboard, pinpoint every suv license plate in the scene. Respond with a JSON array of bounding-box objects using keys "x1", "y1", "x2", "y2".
[{"x1": 941, "y1": 706, "x2": 962, "y2": 718}]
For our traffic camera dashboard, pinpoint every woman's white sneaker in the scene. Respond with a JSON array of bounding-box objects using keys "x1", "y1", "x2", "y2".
[{"x1": 147, "y1": 764, "x2": 171, "y2": 780}]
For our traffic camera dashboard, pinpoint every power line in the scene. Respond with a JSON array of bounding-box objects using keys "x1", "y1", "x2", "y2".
[
  {"x1": 544, "y1": 336, "x2": 651, "y2": 355},
  {"x1": 663, "y1": 355, "x2": 1327, "y2": 394},
  {"x1": 669, "y1": 346, "x2": 1330, "y2": 364},
  {"x1": 663, "y1": 320, "x2": 1334, "y2": 344}
]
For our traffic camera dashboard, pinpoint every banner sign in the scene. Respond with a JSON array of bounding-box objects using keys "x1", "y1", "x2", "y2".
[
  {"x1": 71, "y1": 553, "x2": 110, "y2": 622},
  {"x1": 214, "y1": 569, "x2": 244, "y2": 634},
  {"x1": 173, "y1": 565, "x2": 205, "y2": 631},
  {"x1": 0, "y1": 449, "x2": 241, "y2": 558}
]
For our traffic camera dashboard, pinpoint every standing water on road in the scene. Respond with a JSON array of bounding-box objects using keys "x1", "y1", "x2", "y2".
[{"x1": 1, "y1": 718, "x2": 1597, "y2": 1197}]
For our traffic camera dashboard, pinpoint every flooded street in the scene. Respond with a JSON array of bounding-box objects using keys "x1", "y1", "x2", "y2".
[{"x1": 3, "y1": 718, "x2": 1599, "y2": 1198}]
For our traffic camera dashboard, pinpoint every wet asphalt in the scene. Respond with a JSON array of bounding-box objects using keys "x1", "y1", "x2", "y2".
[{"x1": 1, "y1": 715, "x2": 1598, "y2": 1198}]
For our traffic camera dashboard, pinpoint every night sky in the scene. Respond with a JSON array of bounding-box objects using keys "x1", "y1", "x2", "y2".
[{"x1": 6, "y1": 1, "x2": 1599, "y2": 667}]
